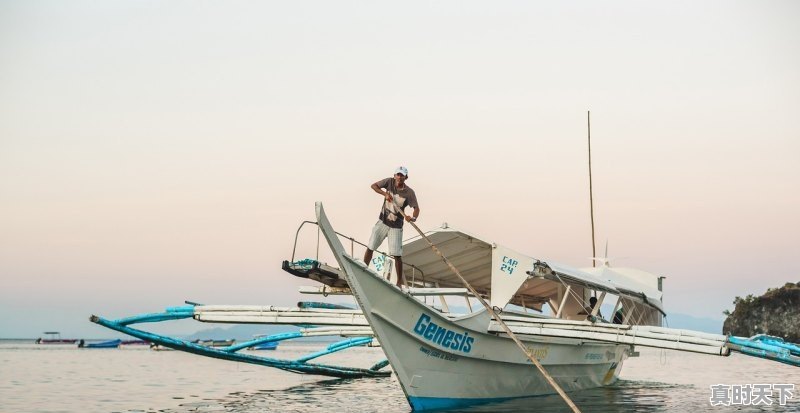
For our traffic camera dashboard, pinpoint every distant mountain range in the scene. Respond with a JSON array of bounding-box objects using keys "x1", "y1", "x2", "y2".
[
  {"x1": 184, "y1": 323, "x2": 337, "y2": 341},
  {"x1": 663, "y1": 312, "x2": 723, "y2": 334}
]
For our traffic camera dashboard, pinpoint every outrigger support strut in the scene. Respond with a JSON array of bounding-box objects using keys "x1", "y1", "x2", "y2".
[{"x1": 89, "y1": 304, "x2": 391, "y2": 379}]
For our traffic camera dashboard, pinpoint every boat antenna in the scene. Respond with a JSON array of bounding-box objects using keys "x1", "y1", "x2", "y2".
[
  {"x1": 588, "y1": 110, "x2": 597, "y2": 267},
  {"x1": 391, "y1": 202, "x2": 583, "y2": 413}
]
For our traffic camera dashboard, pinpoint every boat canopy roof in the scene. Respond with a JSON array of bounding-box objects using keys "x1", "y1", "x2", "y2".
[
  {"x1": 402, "y1": 225, "x2": 493, "y2": 292},
  {"x1": 581, "y1": 266, "x2": 665, "y2": 314},
  {"x1": 402, "y1": 223, "x2": 664, "y2": 314}
]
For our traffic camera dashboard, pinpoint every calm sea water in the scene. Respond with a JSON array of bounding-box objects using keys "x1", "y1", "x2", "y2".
[{"x1": 1, "y1": 340, "x2": 798, "y2": 412}]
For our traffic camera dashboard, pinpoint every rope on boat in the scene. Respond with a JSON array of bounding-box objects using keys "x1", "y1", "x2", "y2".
[{"x1": 390, "y1": 200, "x2": 584, "y2": 413}]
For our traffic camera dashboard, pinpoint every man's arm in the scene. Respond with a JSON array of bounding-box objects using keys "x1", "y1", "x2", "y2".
[
  {"x1": 405, "y1": 191, "x2": 420, "y2": 222},
  {"x1": 406, "y1": 207, "x2": 420, "y2": 222},
  {"x1": 371, "y1": 181, "x2": 393, "y2": 202}
]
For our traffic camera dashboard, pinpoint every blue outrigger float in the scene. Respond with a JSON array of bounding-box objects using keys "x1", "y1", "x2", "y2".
[{"x1": 726, "y1": 334, "x2": 800, "y2": 367}]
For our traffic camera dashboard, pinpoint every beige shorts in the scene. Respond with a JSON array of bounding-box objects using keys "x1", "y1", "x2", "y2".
[{"x1": 367, "y1": 221, "x2": 403, "y2": 256}]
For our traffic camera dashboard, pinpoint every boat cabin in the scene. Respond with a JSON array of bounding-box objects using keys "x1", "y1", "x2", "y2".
[{"x1": 397, "y1": 224, "x2": 665, "y2": 327}]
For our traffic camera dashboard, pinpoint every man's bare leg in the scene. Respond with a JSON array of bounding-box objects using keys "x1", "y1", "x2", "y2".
[
  {"x1": 394, "y1": 256, "x2": 405, "y2": 288},
  {"x1": 364, "y1": 249, "x2": 374, "y2": 265}
]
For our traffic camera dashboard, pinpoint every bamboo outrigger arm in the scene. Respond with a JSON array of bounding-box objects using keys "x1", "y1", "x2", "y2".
[{"x1": 89, "y1": 304, "x2": 391, "y2": 379}]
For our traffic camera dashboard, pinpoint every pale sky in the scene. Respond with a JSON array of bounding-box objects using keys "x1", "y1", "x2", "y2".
[{"x1": 1, "y1": 1, "x2": 798, "y2": 338}]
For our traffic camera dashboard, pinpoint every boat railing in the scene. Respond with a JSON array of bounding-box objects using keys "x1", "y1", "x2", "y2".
[{"x1": 289, "y1": 220, "x2": 428, "y2": 286}]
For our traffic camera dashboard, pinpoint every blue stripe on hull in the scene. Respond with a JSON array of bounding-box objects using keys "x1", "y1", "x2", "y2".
[
  {"x1": 406, "y1": 364, "x2": 623, "y2": 411},
  {"x1": 408, "y1": 395, "x2": 528, "y2": 411}
]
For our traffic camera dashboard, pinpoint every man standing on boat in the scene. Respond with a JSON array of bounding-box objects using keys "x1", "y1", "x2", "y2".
[{"x1": 363, "y1": 166, "x2": 420, "y2": 288}]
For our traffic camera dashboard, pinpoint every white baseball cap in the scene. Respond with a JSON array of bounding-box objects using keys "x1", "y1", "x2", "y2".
[{"x1": 395, "y1": 166, "x2": 408, "y2": 176}]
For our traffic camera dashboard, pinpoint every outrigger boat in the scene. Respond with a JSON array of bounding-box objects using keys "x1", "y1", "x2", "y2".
[
  {"x1": 250, "y1": 341, "x2": 279, "y2": 350},
  {"x1": 249, "y1": 336, "x2": 279, "y2": 350},
  {"x1": 79, "y1": 339, "x2": 121, "y2": 349},
  {"x1": 35, "y1": 332, "x2": 79, "y2": 345},
  {"x1": 193, "y1": 339, "x2": 236, "y2": 348},
  {"x1": 312, "y1": 202, "x2": 799, "y2": 410},
  {"x1": 120, "y1": 339, "x2": 149, "y2": 346},
  {"x1": 90, "y1": 203, "x2": 799, "y2": 411}
]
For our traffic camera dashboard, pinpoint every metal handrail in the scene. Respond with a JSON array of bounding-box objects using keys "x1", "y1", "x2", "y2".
[{"x1": 289, "y1": 220, "x2": 426, "y2": 282}]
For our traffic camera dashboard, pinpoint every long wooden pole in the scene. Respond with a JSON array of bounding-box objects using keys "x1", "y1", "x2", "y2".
[
  {"x1": 393, "y1": 203, "x2": 582, "y2": 413},
  {"x1": 588, "y1": 110, "x2": 597, "y2": 268}
]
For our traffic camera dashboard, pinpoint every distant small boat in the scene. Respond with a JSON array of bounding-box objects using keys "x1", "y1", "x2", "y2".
[
  {"x1": 35, "y1": 332, "x2": 78, "y2": 345},
  {"x1": 249, "y1": 341, "x2": 279, "y2": 350},
  {"x1": 192, "y1": 339, "x2": 236, "y2": 348},
  {"x1": 79, "y1": 339, "x2": 121, "y2": 349},
  {"x1": 149, "y1": 343, "x2": 174, "y2": 351},
  {"x1": 120, "y1": 339, "x2": 149, "y2": 346}
]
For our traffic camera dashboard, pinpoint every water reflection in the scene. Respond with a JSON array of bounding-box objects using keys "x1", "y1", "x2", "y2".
[
  {"x1": 459, "y1": 381, "x2": 684, "y2": 413},
  {"x1": 160, "y1": 379, "x2": 704, "y2": 413},
  {"x1": 163, "y1": 377, "x2": 407, "y2": 413},
  {"x1": 164, "y1": 377, "x2": 796, "y2": 413},
  {"x1": 2, "y1": 341, "x2": 796, "y2": 413}
]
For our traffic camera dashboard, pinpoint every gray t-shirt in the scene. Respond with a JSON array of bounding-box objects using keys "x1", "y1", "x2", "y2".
[{"x1": 376, "y1": 177, "x2": 418, "y2": 229}]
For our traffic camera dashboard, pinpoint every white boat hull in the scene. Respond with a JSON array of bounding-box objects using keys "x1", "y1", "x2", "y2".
[
  {"x1": 316, "y1": 202, "x2": 629, "y2": 410},
  {"x1": 339, "y1": 254, "x2": 628, "y2": 410}
]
